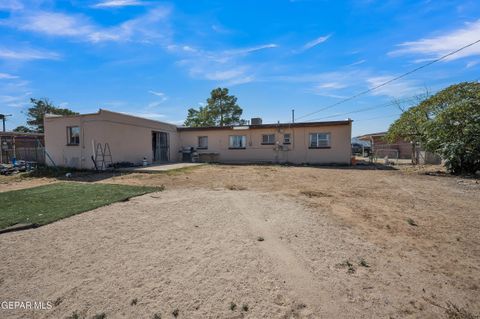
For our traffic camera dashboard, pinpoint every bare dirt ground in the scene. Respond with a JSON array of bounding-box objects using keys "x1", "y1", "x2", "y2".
[{"x1": 0, "y1": 164, "x2": 479, "y2": 318}]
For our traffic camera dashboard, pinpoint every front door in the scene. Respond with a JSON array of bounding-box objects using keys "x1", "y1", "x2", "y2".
[{"x1": 152, "y1": 132, "x2": 169, "y2": 162}]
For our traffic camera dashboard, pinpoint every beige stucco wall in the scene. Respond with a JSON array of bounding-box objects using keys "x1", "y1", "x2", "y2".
[
  {"x1": 178, "y1": 123, "x2": 352, "y2": 164},
  {"x1": 44, "y1": 110, "x2": 179, "y2": 169},
  {"x1": 45, "y1": 109, "x2": 352, "y2": 168}
]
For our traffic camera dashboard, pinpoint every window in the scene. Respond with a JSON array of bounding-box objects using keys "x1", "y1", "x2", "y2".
[
  {"x1": 229, "y1": 135, "x2": 246, "y2": 149},
  {"x1": 261, "y1": 134, "x2": 275, "y2": 145},
  {"x1": 198, "y1": 136, "x2": 208, "y2": 149},
  {"x1": 309, "y1": 133, "x2": 330, "y2": 148},
  {"x1": 67, "y1": 126, "x2": 80, "y2": 145},
  {"x1": 283, "y1": 133, "x2": 291, "y2": 144}
]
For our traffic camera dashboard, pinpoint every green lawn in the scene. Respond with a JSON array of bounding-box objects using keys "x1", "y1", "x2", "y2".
[{"x1": 0, "y1": 183, "x2": 160, "y2": 230}]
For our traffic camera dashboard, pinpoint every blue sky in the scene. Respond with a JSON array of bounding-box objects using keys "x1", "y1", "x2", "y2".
[{"x1": 0, "y1": 0, "x2": 479, "y2": 136}]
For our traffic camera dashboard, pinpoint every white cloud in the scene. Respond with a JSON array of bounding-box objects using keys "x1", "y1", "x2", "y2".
[
  {"x1": 466, "y1": 60, "x2": 479, "y2": 68},
  {"x1": 171, "y1": 43, "x2": 277, "y2": 85},
  {"x1": 0, "y1": 0, "x2": 23, "y2": 11},
  {"x1": 147, "y1": 90, "x2": 168, "y2": 105},
  {"x1": 225, "y1": 44, "x2": 278, "y2": 56},
  {"x1": 148, "y1": 90, "x2": 166, "y2": 97},
  {"x1": 347, "y1": 59, "x2": 366, "y2": 67},
  {"x1": 0, "y1": 48, "x2": 60, "y2": 60},
  {"x1": 316, "y1": 82, "x2": 347, "y2": 89},
  {"x1": 1, "y1": 7, "x2": 171, "y2": 43},
  {"x1": 389, "y1": 20, "x2": 480, "y2": 61},
  {"x1": 303, "y1": 34, "x2": 331, "y2": 51},
  {"x1": 93, "y1": 0, "x2": 146, "y2": 8},
  {"x1": 0, "y1": 72, "x2": 19, "y2": 79},
  {"x1": 366, "y1": 76, "x2": 420, "y2": 98}
]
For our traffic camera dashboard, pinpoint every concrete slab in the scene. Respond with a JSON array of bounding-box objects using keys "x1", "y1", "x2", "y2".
[{"x1": 117, "y1": 162, "x2": 203, "y2": 173}]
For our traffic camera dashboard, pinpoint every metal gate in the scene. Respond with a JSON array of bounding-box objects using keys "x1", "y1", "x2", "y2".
[{"x1": 152, "y1": 132, "x2": 169, "y2": 162}]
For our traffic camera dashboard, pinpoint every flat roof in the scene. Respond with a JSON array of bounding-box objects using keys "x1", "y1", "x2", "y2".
[
  {"x1": 357, "y1": 131, "x2": 387, "y2": 139},
  {"x1": 178, "y1": 120, "x2": 352, "y2": 131}
]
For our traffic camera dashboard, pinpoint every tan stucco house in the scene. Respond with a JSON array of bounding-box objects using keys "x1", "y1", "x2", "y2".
[{"x1": 44, "y1": 109, "x2": 352, "y2": 168}]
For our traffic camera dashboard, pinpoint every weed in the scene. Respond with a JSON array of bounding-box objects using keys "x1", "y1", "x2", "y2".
[
  {"x1": 66, "y1": 312, "x2": 82, "y2": 319},
  {"x1": 359, "y1": 258, "x2": 370, "y2": 268},
  {"x1": 53, "y1": 297, "x2": 63, "y2": 306},
  {"x1": 407, "y1": 218, "x2": 418, "y2": 226},
  {"x1": 92, "y1": 313, "x2": 106, "y2": 319},
  {"x1": 338, "y1": 260, "x2": 356, "y2": 274},
  {"x1": 257, "y1": 236, "x2": 265, "y2": 242},
  {"x1": 152, "y1": 313, "x2": 161, "y2": 319},
  {"x1": 172, "y1": 309, "x2": 179, "y2": 317},
  {"x1": 130, "y1": 298, "x2": 138, "y2": 306},
  {"x1": 242, "y1": 304, "x2": 249, "y2": 312},
  {"x1": 300, "y1": 190, "x2": 331, "y2": 198},
  {"x1": 230, "y1": 302, "x2": 237, "y2": 311},
  {"x1": 445, "y1": 302, "x2": 479, "y2": 319},
  {"x1": 226, "y1": 184, "x2": 246, "y2": 190}
]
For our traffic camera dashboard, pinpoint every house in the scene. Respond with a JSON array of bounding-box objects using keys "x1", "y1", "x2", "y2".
[
  {"x1": 357, "y1": 131, "x2": 413, "y2": 159},
  {"x1": 44, "y1": 109, "x2": 353, "y2": 168},
  {"x1": 0, "y1": 132, "x2": 45, "y2": 164}
]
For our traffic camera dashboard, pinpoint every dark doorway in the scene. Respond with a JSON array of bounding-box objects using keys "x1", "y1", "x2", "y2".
[{"x1": 152, "y1": 131, "x2": 169, "y2": 162}]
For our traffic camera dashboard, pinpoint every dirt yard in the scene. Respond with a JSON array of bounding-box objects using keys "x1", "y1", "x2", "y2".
[{"x1": 0, "y1": 164, "x2": 479, "y2": 318}]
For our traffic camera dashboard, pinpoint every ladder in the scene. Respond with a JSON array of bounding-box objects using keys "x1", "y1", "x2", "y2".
[{"x1": 94, "y1": 142, "x2": 113, "y2": 170}]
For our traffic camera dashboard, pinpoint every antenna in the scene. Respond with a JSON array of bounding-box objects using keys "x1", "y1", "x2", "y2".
[
  {"x1": 0, "y1": 114, "x2": 12, "y2": 132},
  {"x1": 291, "y1": 109, "x2": 295, "y2": 123}
]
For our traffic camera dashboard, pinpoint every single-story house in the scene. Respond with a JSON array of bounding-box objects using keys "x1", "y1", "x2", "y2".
[
  {"x1": 357, "y1": 131, "x2": 441, "y2": 164},
  {"x1": 357, "y1": 131, "x2": 413, "y2": 159},
  {"x1": 44, "y1": 109, "x2": 353, "y2": 168}
]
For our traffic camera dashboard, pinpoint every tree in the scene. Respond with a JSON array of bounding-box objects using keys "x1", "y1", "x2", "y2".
[
  {"x1": 25, "y1": 98, "x2": 78, "y2": 132},
  {"x1": 386, "y1": 92, "x2": 432, "y2": 164},
  {"x1": 184, "y1": 88, "x2": 245, "y2": 127},
  {"x1": 13, "y1": 125, "x2": 34, "y2": 133},
  {"x1": 422, "y1": 82, "x2": 480, "y2": 175},
  {"x1": 387, "y1": 82, "x2": 480, "y2": 175}
]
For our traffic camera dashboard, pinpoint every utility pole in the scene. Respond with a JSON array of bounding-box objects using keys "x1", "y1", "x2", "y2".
[
  {"x1": 0, "y1": 114, "x2": 12, "y2": 132},
  {"x1": 291, "y1": 109, "x2": 295, "y2": 123}
]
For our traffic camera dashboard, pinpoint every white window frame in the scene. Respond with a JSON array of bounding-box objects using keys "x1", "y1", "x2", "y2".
[
  {"x1": 261, "y1": 134, "x2": 275, "y2": 145},
  {"x1": 67, "y1": 126, "x2": 80, "y2": 145},
  {"x1": 229, "y1": 135, "x2": 246, "y2": 149},
  {"x1": 309, "y1": 132, "x2": 330, "y2": 148},
  {"x1": 198, "y1": 136, "x2": 208, "y2": 149},
  {"x1": 283, "y1": 133, "x2": 291, "y2": 144}
]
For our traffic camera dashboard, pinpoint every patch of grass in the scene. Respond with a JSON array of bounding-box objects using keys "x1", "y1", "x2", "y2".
[
  {"x1": 152, "y1": 313, "x2": 162, "y2": 319},
  {"x1": 242, "y1": 304, "x2": 249, "y2": 312},
  {"x1": 162, "y1": 165, "x2": 205, "y2": 176},
  {"x1": 92, "y1": 313, "x2": 106, "y2": 319},
  {"x1": 130, "y1": 298, "x2": 138, "y2": 306},
  {"x1": 230, "y1": 302, "x2": 237, "y2": 311},
  {"x1": 407, "y1": 218, "x2": 418, "y2": 227},
  {"x1": 0, "y1": 182, "x2": 160, "y2": 230}
]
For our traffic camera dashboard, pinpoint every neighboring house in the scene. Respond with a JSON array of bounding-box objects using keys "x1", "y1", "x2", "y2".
[
  {"x1": 357, "y1": 131, "x2": 413, "y2": 159},
  {"x1": 0, "y1": 132, "x2": 45, "y2": 164},
  {"x1": 44, "y1": 109, "x2": 353, "y2": 168}
]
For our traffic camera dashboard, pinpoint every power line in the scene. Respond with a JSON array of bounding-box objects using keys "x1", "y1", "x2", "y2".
[
  {"x1": 355, "y1": 113, "x2": 402, "y2": 122},
  {"x1": 295, "y1": 38, "x2": 480, "y2": 121},
  {"x1": 305, "y1": 96, "x2": 418, "y2": 121}
]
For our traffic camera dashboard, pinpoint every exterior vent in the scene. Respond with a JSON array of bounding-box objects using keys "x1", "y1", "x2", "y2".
[{"x1": 251, "y1": 117, "x2": 262, "y2": 125}]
